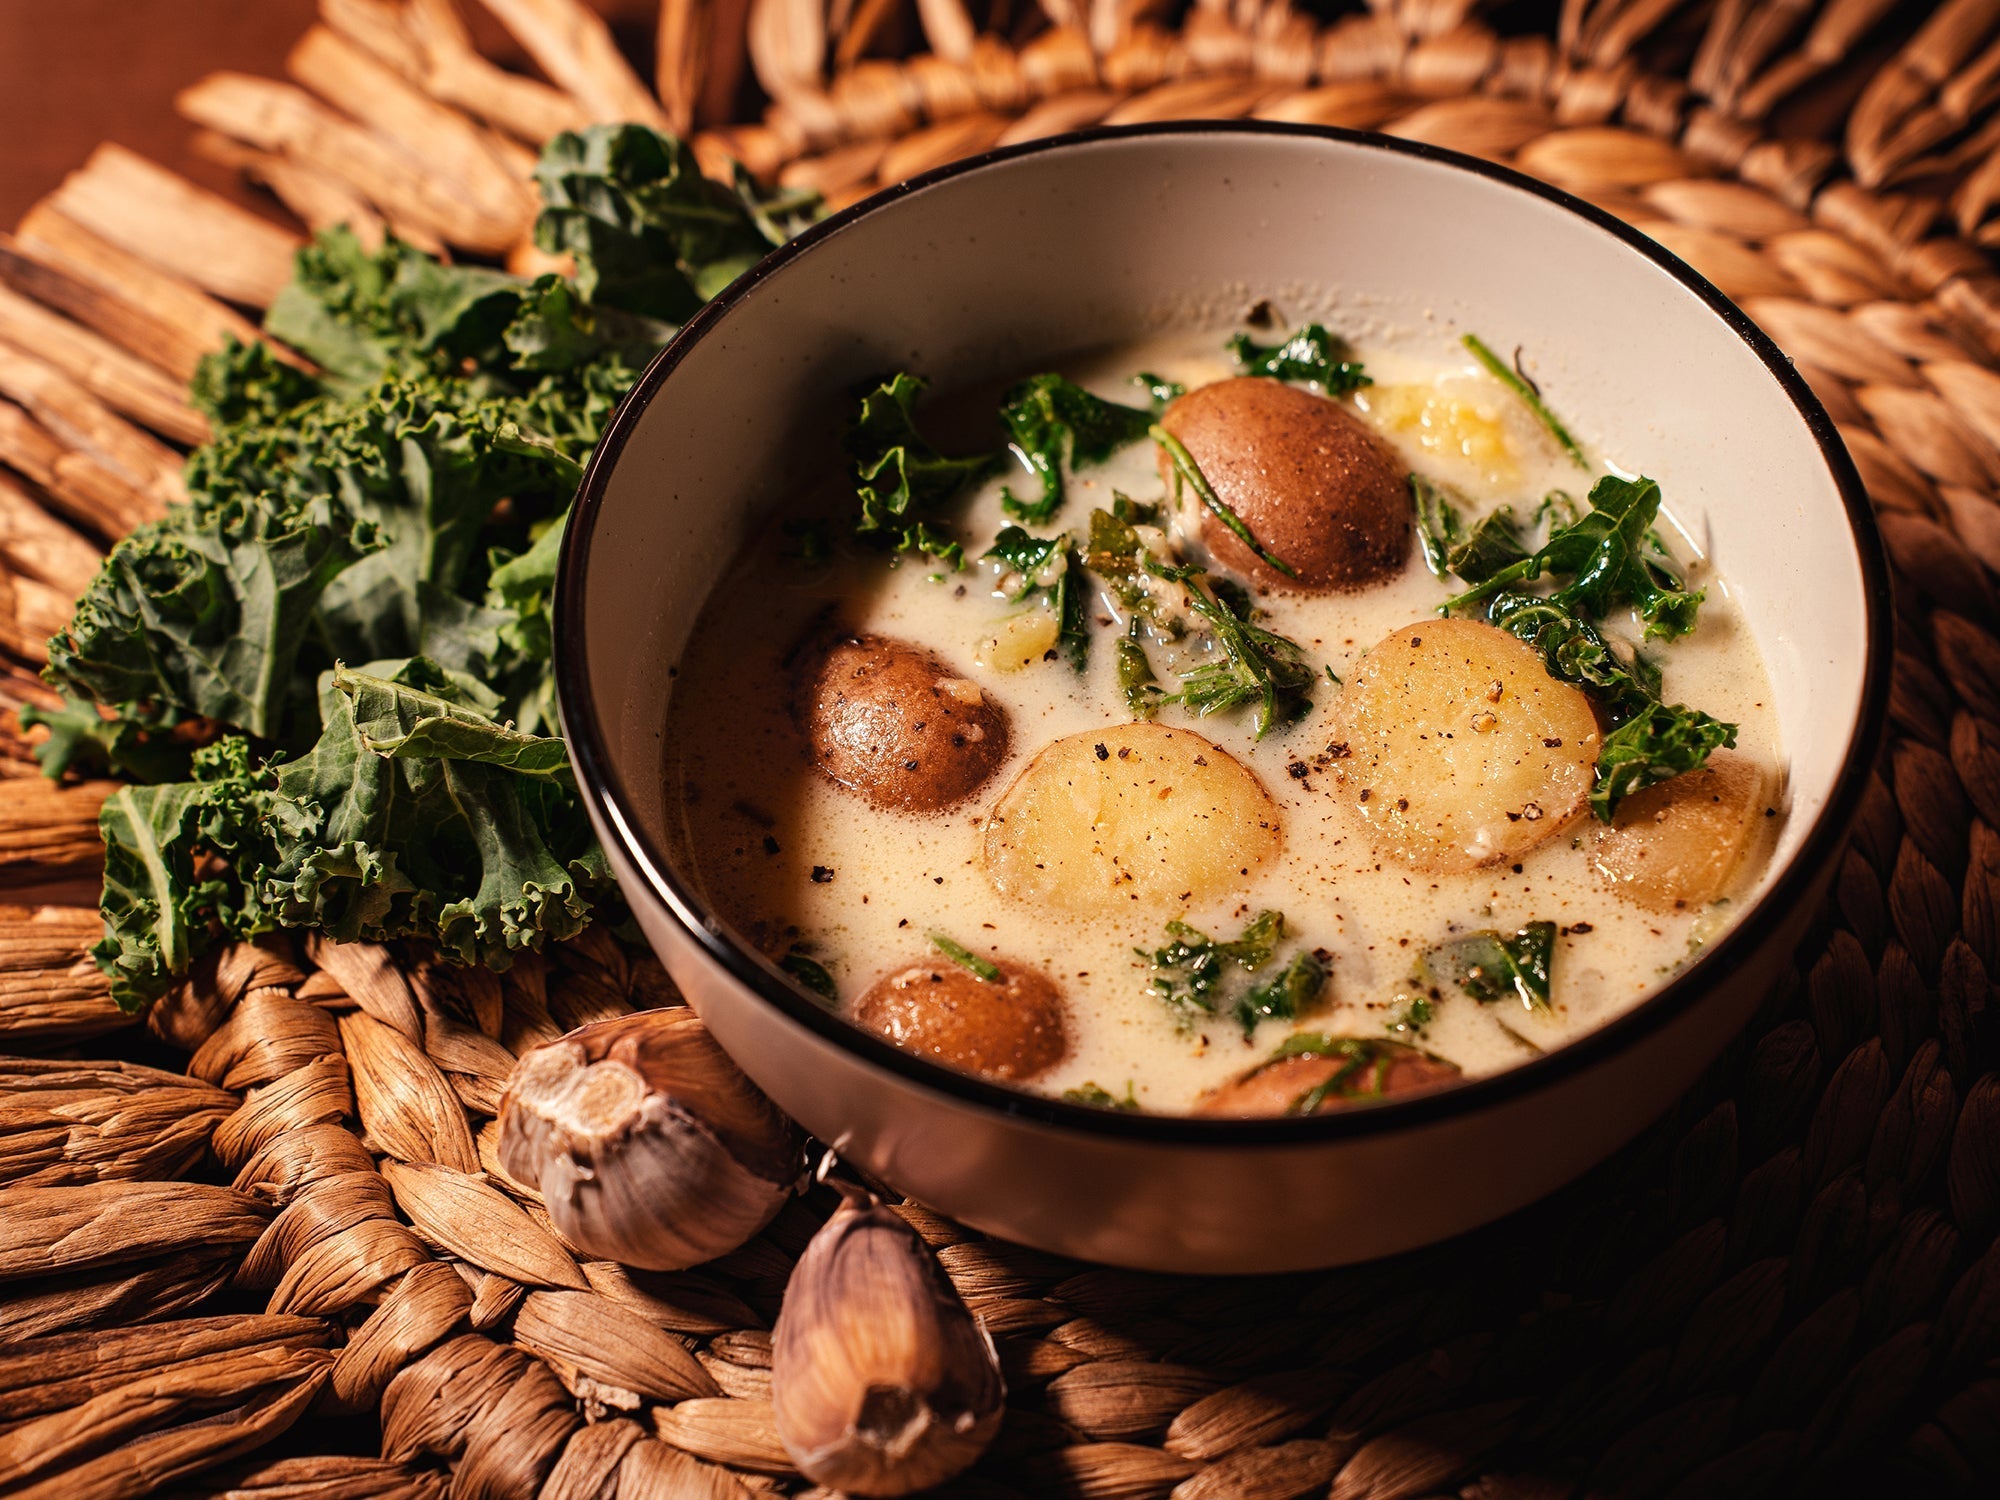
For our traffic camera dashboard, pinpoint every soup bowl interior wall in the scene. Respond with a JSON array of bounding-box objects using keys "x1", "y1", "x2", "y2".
[{"x1": 560, "y1": 124, "x2": 1886, "y2": 1273}]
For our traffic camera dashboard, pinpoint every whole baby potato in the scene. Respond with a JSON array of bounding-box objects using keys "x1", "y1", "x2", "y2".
[
  {"x1": 798, "y1": 634, "x2": 1009, "y2": 814},
  {"x1": 1327, "y1": 618, "x2": 1599, "y2": 873},
  {"x1": 983, "y1": 723, "x2": 1281, "y2": 915},
  {"x1": 852, "y1": 957, "x2": 1069, "y2": 1081},
  {"x1": 1591, "y1": 752, "x2": 1772, "y2": 912},
  {"x1": 1195, "y1": 1040, "x2": 1460, "y2": 1116},
  {"x1": 1158, "y1": 377, "x2": 1411, "y2": 592}
]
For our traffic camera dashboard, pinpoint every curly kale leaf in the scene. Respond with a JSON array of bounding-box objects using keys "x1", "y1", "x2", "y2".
[
  {"x1": 533, "y1": 125, "x2": 797, "y2": 320},
  {"x1": 20, "y1": 693, "x2": 194, "y2": 783},
  {"x1": 1170, "y1": 578, "x2": 1317, "y2": 738},
  {"x1": 262, "y1": 227, "x2": 522, "y2": 390},
  {"x1": 259, "y1": 660, "x2": 606, "y2": 968},
  {"x1": 1237, "y1": 950, "x2": 1328, "y2": 1038},
  {"x1": 1229, "y1": 324, "x2": 1370, "y2": 396},
  {"x1": 339, "y1": 659, "x2": 573, "y2": 777},
  {"x1": 845, "y1": 373, "x2": 996, "y2": 565},
  {"x1": 63, "y1": 370, "x2": 581, "y2": 746},
  {"x1": 998, "y1": 374, "x2": 1152, "y2": 525},
  {"x1": 1451, "y1": 506, "x2": 1531, "y2": 585},
  {"x1": 262, "y1": 227, "x2": 671, "y2": 398},
  {"x1": 1485, "y1": 590, "x2": 1659, "y2": 719},
  {"x1": 1412, "y1": 479, "x2": 1531, "y2": 587},
  {"x1": 1446, "y1": 473, "x2": 1704, "y2": 640},
  {"x1": 482, "y1": 513, "x2": 568, "y2": 736},
  {"x1": 46, "y1": 488, "x2": 378, "y2": 741},
  {"x1": 1541, "y1": 476, "x2": 1703, "y2": 639},
  {"x1": 53, "y1": 125, "x2": 815, "y2": 1009},
  {"x1": 726, "y1": 163, "x2": 821, "y2": 248},
  {"x1": 1412, "y1": 474, "x2": 1463, "y2": 579},
  {"x1": 1594, "y1": 703, "x2": 1739, "y2": 822},
  {"x1": 93, "y1": 738, "x2": 273, "y2": 1010},
  {"x1": 189, "y1": 339, "x2": 319, "y2": 429},
  {"x1": 1079, "y1": 501, "x2": 1310, "y2": 732},
  {"x1": 500, "y1": 276, "x2": 672, "y2": 375},
  {"x1": 503, "y1": 352, "x2": 649, "y2": 459},
  {"x1": 89, "y1": 662, "x2": 609, "y2": 1009},
  {"x1": 983, "y1": 524, "x2": 1063, "y2": 580},
  {"x1": 1140, "y1": 910, "x2": 1329, "y2": 1038},
  {"x1": 285, "y1": 376, "x2": 582, "y2": 677},
  {"x1": 1420, "y1": 921, "x2": 1556, "y2": 1010},
  {"x1": 1140, "y1": 909, "x2": 1285, "y2": 1022}
]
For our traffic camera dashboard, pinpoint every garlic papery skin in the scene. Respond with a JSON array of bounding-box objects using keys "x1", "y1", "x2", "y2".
[
  {"x1": 772, "y1": 1188, "x2": 1005, "y2": 1495},
  {"x1": 497, "y1": 1009, "x2": 803, "y2": 1270}
]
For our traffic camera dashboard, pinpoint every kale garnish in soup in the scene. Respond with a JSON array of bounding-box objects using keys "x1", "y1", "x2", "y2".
[
  {"x1": 663, "y1": 313, "x2": 1785, "y2": 1115},
  {"x1": 997, "y1": 374, "x2": 1153, "y2": 525}
]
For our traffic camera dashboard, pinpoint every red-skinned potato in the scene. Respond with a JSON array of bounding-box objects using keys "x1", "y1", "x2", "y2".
[
  {"x1": 1158, "y1": 376, "x2": 1411, "y2": 592},
  {"x1": 852, "y1": 957, "x2": 1069, "y2": 1081},
  {"x1": 1195, "y1": 1037, "x2": 1460, "y2": 1116},
  {"x1": 798, "y1": 634, "x2": 1009, "y2": 814}
]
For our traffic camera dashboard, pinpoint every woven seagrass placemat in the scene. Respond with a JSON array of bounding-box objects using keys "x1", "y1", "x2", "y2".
[{"x1": 4, "y1": 3, "x2": 2000, "y2": 1496}]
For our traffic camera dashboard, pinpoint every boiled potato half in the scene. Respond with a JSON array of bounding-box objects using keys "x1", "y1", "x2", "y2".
[
  {"x1": 797, "y1": 633, "x2": 1009, "y2": 814},
  {"x1": 852, "y1": 957, "x2": 1069, "y2": 1082},
  {"x1": 1158, "y1": 377, "x2": 1411, "y2": 592},
  {"x1": 1591, "y1": 751, "x2": 1772, "y2": 912},
  {"x1": 1327, "y1": 619, "x2": 1599, "y2": 872},
  {"x1": 983, "y1": 723, "x2": 1281, "y2": 915}
]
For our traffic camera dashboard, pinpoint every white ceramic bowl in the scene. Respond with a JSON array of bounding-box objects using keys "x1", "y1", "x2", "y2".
[{"x1": 556, "y1": 123, "x2": 1891, "y2": 1274}]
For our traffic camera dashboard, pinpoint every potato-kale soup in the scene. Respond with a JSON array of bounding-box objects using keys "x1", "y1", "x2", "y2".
[{"x1": 665, "y1": 315, "x2": 1784, "y2": 1116}]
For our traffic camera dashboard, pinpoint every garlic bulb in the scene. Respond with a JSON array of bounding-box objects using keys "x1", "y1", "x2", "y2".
[
  {"x1": 497, "y1": 1009, "x2": 803, "y2": 1269},
  {"x1": 772, "y1": 1186, "x2": 1005, "y2": 1495}
]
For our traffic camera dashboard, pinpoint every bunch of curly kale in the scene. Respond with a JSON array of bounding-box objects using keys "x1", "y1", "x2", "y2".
[{"x1": 26, "y1": 125, "x2": 815, "y2": 1009}]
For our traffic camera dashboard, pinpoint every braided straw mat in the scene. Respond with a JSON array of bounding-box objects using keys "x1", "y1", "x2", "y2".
[{"x1": 7, "y1": 1, "x2": 2000, "y2": 1496}]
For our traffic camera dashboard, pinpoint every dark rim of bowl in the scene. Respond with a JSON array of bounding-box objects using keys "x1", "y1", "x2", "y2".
[{"x1": 556, "y1": 119, "x2": 1894, "y2": 1144}]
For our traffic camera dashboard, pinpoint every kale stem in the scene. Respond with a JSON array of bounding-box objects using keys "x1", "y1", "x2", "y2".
[
  {"x1": 929, "y1": 931, "x2": 1000, "y2": 982},
  {"x1": 1462, "y1": 334, "x2": 1588, "y2": 470},
  {"x1": 1439, "y1": 555, "x2": 1537, "y2": 615},
  {"x1": 1149, "y1": 424, "x2": 1298, "y2": 579}
]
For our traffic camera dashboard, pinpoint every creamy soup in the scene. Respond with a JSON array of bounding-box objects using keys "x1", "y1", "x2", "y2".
[{"x1": 663, "y1": 320, "x2": 1784, "y2": 1116}]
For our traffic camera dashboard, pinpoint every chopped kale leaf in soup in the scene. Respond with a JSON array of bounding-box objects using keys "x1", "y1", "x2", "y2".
[{"x1": 663, "y1": 315, "x2": 1785, "y2": 1117}]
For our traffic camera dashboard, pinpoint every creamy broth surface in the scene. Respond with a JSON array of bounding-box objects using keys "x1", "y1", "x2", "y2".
[{"x1": 663, "y1": 328, "x2": 1784, "y2": 1113}]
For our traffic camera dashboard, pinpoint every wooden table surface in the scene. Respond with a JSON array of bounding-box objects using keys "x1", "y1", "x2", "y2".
[{"x1": 0, "y1": 0, "x2": 664, "y2": 231}]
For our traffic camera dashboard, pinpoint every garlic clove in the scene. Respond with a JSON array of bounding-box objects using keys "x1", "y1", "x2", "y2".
[
  {"x1": 498, "y1": 1009, "x2": 803, "y2": 1270},
  {"x1": 772, "y1": 1188, "x2": 1005, "y2": 1496}
]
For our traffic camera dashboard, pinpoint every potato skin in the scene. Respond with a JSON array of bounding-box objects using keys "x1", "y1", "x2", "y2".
[
  {"x1": 982, "y1": 722, "x2": 1281, "y2": 915},
  {"x1": 1195, "y1": 1041, "x2": 1460, "y2": 1116},
  {"x1": 1327, "y1": 618, "x2": 1600, "y2": 873},
  {"x1": 798, "y1": 634, "x2": 1009, "y2": 813},
  {"x1": 1159, "y1": 377, "x2": 1411, "y2": 592},
  {"x1": 1591, "y1": 751, "x2": 1771, "y2": 912},
  {"x1": 851, "y1": 958, "x2": 1069, "y2": 1081}
]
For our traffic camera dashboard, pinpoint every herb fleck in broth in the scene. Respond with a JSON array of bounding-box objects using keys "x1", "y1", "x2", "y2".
[{"x1": 663, "y1": 324, "x2": 1784, "y2": 1115}]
